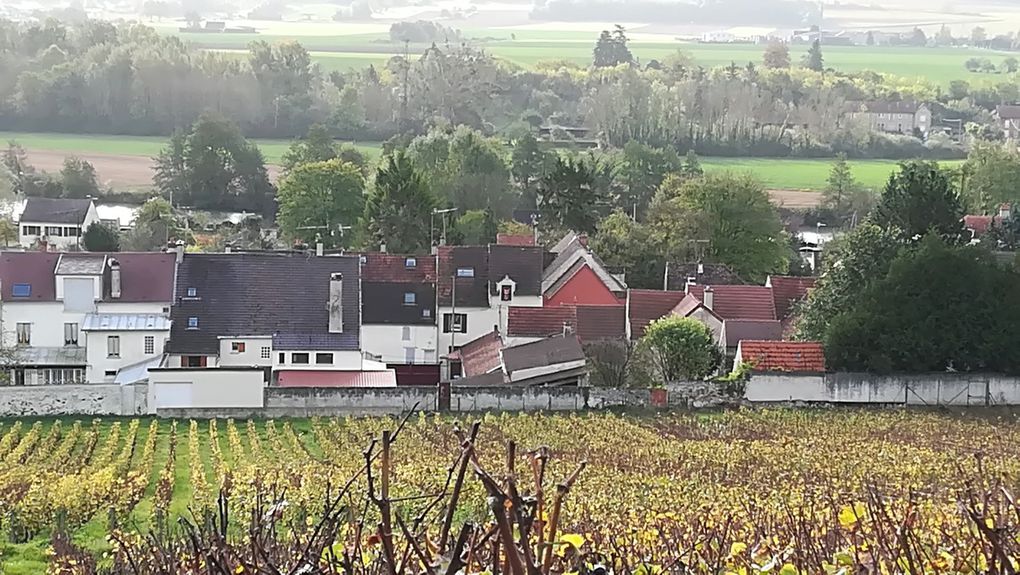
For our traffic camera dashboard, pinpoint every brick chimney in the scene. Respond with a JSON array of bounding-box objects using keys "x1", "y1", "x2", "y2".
[
  {"x1": 109, "y1": 258, "x2": 122, "y2": 299},
  {"x1": 328, "y1": 272, "x2": 343, "y2": 333}
]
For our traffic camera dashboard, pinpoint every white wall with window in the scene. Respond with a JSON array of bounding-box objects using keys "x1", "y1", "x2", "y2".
[
  {"x1": 361, "y1": 325, "x2": 438, "y2": 365},
  {"x1": 83, "y1": 328, "x2": 169, "y2": 383},
  {"x1": 273, "y1": 349, "x2": 364, "y2": 370},
  {"x1": 217, "y1": 336, "x2": 273, "y2": 367}
]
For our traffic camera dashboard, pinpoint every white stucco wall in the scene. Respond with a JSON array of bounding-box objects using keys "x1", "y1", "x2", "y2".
[
  {"x1": 438, "y1": 306, "x2": 497, "y2": 351},
  {"x1": 1, "y1": 302, "x2": 167, "y2": 348},
  {"x1": 85, "y1": 330, "x2": 168, "y2": 383},
  {"x1": 148, "y1": 368, "x2": 265, "y2": 413},
  {"x1": 361, "y1": 325, "x2": 438, "y2": 364},
  {"x1": 218, "y1": 336, "x2": 274, "y2": 367}
]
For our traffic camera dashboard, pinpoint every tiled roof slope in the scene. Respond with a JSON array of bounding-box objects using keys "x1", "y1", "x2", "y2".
[
  {"x1": 575, "y1": 305, "x2": 626, "y2": 341},
  {"x1": 449, "y1": 331, "x2": 503, "y2": 376},
  {"x1": 437, "y1": 246, "x2": 489, "y2": 307},
  {"x1": 507, "y1": 306, "x2": 576, "y2": 338},
  {"x1": 738, "y1": 340, "x2": 825, "y2": 372},
  {"x1": 767, "y1": 276, "x2": 816, "y2": 319},
  {"x1": 496, "y1": 233, "x2": 535, "y2": 246},
  {"x1": 488, "y1": 245, "x2": 544, "y2": 296},
  {"x1": 359, "y1": 253, "x2": 436, "y2": 283},
  {"x1": 20, "y1": 197, "x2": 92, "y2": 224},
  {"x1": 627, "y1": 289, "x2": 687, "y2": 339},
  {"x1": 0, "y1": 252, "x2": 175, "y2": 303},
  {"x1": 686, "y1": 285, "x2": 777, "y2": 321},
  {"x1": 168, "y1": 253, "x2": 360, "y2": 354},
  {"x1": 666, "y1": 262, "x2": 744, "y2": 290}
]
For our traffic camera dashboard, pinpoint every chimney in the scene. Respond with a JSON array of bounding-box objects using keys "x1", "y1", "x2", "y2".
[
  {"x1": 174, "y1": 240, "x2": 185, "y2": 264},
  {"x1": 697, "y1": 261, "x2": 704, "y2": 274},
  {"x1": 380, "y1": 242, "x2": 387, "y2": 254},
  {"x1": 1000, "y1": 203, "x2": 1012, "y2": 220},
  {"x1": 703, "y1": 286, "x2": 714, "y2": 310},
  {"x1": 109, "y1": 259, "x2": 122, "y2": 299},
  {"x1": 577, "y1": 233, "x2": 589, "y2": 248},
  {"x1": 328, "y1": 272, "x2": 343, "y2": 333},
  {"x1": 224, "y1": 244, "x2": 232, "y2": 254},
  {"x1": 315, "y1": 242, "x2": 324, "y2": 257}
]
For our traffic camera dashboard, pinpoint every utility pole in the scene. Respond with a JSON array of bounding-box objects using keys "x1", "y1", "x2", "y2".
[{"x1": 450, "y1": 272, "x2": 457, "y2": 356}]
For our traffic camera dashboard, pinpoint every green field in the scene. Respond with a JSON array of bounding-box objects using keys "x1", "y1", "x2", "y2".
[
  {"x1": 1, "y1": 131, "x2": 964, "y2": 191},
  {"x1": 172, "y1": 26, "x2": 1017, "y2": 84}
]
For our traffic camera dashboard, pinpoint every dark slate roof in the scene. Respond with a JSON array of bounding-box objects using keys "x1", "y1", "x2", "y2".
[
  {"x1": 0, "y1": 252, "x2": 175, "y2": 303},
  {"x1": 488, "y1": 245, "x2": 544, "y2": 297},
  {"x1": 438, "y1": 246, "x2": 489, "y2": 307},
  {"x1": 575, "y1": 304, "x2": 626, "y2": 341},
  {"x1": 996, "y1": 105, "x2": 1020, "y2": 120},
  {"x1": 168, "y1": 253, "x2": 361, "y2": 354},
  {"x1": 666, "y1": 262, "x2": 744, "y2": 291},
  {"x1": 362, "y1": 282, "x2": 435, "y2": 325},
  {"x1": 502, "y1": 334, "x2": 585, "y2": 374},
  {"x1": 20, "y1": 198, "x2": 93, "y2": 224}
]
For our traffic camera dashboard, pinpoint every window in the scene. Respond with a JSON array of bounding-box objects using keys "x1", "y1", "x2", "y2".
[
  {"x1": 292, "y1": 353, "x2": 310, "y2": 364},
  {"x1": 187, "y1": 317, "x2": 199, "y2": 329},
  {"x1": 63, "y1": 323, "x2": 78, "y2": 346},
  {"x1": 278, "y1": 352, "x2": 286, "y2": 364},
  {"x1": 405, "y1": 257, "x2": 417, "y2": 268},
  {"x1": 456, "y1": 267, "x2": 475, "y2": 278},
  {"x1": 422, "y1": 308, "x2": 432, "y2": 318},
  {"x1": 404, "y1": 347, "x2": 416, "y2": 363},
  {"x1": 64, "y1": 226, "x2": 80, "y2": 237},
  {"x1": 144, "y1": 336, "x2": 155, "y2": 355},
  {"x1": 16, "y1": 323, "x2": 30, "y2": 345},
  {"x1": 45, "y1": 226, "x2": 63, "y2": 237},
  {"x1": 231, "y1": 341, "x2": 246, "y2": 354},
  {"x1": 261, "y1": 346, "x2": 271, "y2": 360},
  {"x1": 22, "y1": 225, "x2": 40, "y2": 236},
  {"x1": 11, "y1": 284, "x2": 31, "y2": 298},
  {"x1": 44, "y1": 368, "x2": 85, "y2": 385},
  {"x1": 186, "y1": 287, "x2": 198, "y2": 298},
  {"x1": 105, "y1": 370, "x2": 117, "y2": 377},
  {"x1": 403, "y1": 292, "x2": 416, "y2": 305},
  {"x1": 184, "y1": 355, "x2": 206, "y2": 367},
  {"x1": 315, "y1": 352, "x2": 333, "y2": 365},
  {"x1": 402, "y1": 326, "x2": 411, "y2": 341},
  {"x1": 107, "y1": 336, "x2": 120, "y2": 358},
  {"x1": 443, "y1": 313, "x2": 467, "y2": 334}
]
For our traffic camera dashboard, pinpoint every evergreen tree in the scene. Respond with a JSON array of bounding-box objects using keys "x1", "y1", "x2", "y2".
[
  {"x1": 871, "y1": 160, "x2": 965, "y2": 243},
  {"x1": 803, "y1": 40, "x2": 824, "y2": 72},
  {"x1": 538, "y1": 155, "x2": 611, "y2": 234},
  {"x1": 362, "y1": 151, "x2": 436, "y2": 253},
  {"x1": 592, "y1": 25, "x2": 633, "y2": 67},
  {"x1": 82, "y1": 222, "x2": 120, "y2": 252},
  {"x1": 682, "y1": 150, "x2": 703, "y2": 178}
]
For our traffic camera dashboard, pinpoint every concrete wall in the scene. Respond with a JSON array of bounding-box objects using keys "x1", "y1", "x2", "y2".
[
  {"x1": 362, "y1": 324, "x2": 439, "y2": 365},
  {"x1": 218, "y1": 336, "x2": 273, "y2": 367},
  {"x1": 85, "y1": 330, "x2": 168, "y2": 383},
  {"x1": 265, "y1": 386, "x2": 436, "y2": 416},
  {"x1": 0, "y1": 384, "x2": 126, "y2": 416},
  {"x1": 745, "y1": 372, "x2": 1020, "y2": 406},
  {"x1": 148, "y1": 368, "x2": 265, "y2": 413}
]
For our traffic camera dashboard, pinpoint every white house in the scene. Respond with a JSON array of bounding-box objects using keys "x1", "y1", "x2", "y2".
[
  {"x1": 18, "y1": 198, "x2": 100, "y2": 249},
  {"x1": 0, "y1": 251, "x2": 176, "y2": 385}
]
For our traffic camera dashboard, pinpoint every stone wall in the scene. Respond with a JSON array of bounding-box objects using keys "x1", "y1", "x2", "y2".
[
  {"x1": 746, "y1": 372, "x2": 1020, "y2": 406},
  {"x1": 265, "y1": 386, "x2": 438, "y2": 416},
  {"x1": 0, "y1": 384, "x2": 126, "y2": 416}
]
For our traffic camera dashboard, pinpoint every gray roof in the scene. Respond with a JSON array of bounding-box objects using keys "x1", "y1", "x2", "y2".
[
  {"x1": 168, "y1": 253, "x2": 361, "y2": 355},
  {"x1": 720, "y1": 319, "x2": 783, "y2": 348},
  {"x1": 20, "y1": 198, "x2": 93, "y2": 224},
  {"x1": 997, "y1": 105, "x2": 1020, "y2": 120},
  {"x1": 16, "y1": 346, "x2": 86, "y2": 366},
  {"x1": 502, "y1": 334, "x2": 585, "y2": 374},
  {"x1": 82, "y1": 313, "x2": 171, "y2": 332},
  {"x1": 55, "y1": 254, "x2": 107, "y2": 275}
]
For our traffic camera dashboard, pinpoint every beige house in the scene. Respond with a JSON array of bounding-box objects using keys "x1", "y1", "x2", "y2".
[{"x1": 843, "y1": 101, "x2": 931, "y2": 136}]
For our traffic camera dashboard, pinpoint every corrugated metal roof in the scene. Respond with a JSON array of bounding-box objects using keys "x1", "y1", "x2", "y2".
[
  {"x1": 275, "y1": 370, "x2": 398, "y2": 388},
  {"x1": 16, "y1": 346, "x2": 86, "y2": 366},
  {"x1": 82, "y1": 313, "x2": 171, "y2": 331},
  {"x1": 115, "y1": 356, "x2": 163, "y2": 385}
]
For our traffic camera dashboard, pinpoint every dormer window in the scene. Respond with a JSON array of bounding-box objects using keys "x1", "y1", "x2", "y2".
[
  {"x1": 456, "y1": 267, "x2": 475, "y2": 278},
  {"x1": 187, "y1": 317, "x2": 199, "y2": 329},
  {"x1": 405, "y1": 257, "x2": 417, "y2": 268},
  {"x1": 186, "y1": 287, "x2": 197, "y2": 297},
  {"x1": 403, "y1": 292, "x2": 417, "y2": 305},
  {"x1": 11, "y1": 284, "x2": 31, "y2": 298}
]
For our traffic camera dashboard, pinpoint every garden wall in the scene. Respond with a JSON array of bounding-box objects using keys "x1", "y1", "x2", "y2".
[
  {"x1": 0, "y1": 384, "x2": 127, "y2": 416},
  {"x1": 746, "y1": 373, "x2": 1020, "y2": 406}
]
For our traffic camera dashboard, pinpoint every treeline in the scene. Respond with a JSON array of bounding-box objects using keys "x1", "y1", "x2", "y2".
[{"x1": 0, "y1": 18, "x2": 1000, "y2": 158}]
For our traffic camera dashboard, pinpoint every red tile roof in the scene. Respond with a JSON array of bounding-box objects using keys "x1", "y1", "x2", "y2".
[
  {"x1": 627, "y1": 289, "x2": 687, "y2": 339},
  {"x1": 964, "y1": 215, "x2": 1001, "y2": 237},
  {"x1": 737, "y1": 340, "x2": 825, "y2": 372},
  {"x1": 496, "y1": 233, "x2": 535, "y2": 246},
  {"x1": 507, "y1": 306, "x2": 576, "y2": 338},
  {"x1": 448, "y1": 331, "x2": 504, "y2": 376},
  {"x1": 276, "y1": 370, "x2": 398, "y2": 387},
  {"x1": 575, "y1": 304, "x2": 626, "y2": 341},
  {"x1": 768, "y1": 276, "x2": 816, "y2": 319},
  {"x1": 686, "y1": 285, "x2": 777, "y2": 321},
  {"x1": 359, "y1": 253, "x2": 436, "y2": 283}
]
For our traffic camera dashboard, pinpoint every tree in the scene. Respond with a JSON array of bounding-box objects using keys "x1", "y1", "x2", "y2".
[
  {"x1": 538, "y1": 155, "x2": 612, "y2": 234},
  {"x1": 280, "y1": 124, "x2": 368, "y2": 174},
  {"x1": 510, "y1": 134, "x2": 549, "y2": 207},
  {"x1": 153, "y1": 114, "x2": 275, "y2": 215},
  {"x1": 650, "y1": 173, "x2": 788, "y2": 283},
  {"x1": 619, "y1": 141, "x2": 682, "y2": 220},
  {"x1": 823, "y1": 154, "x2": 873, "y2": 224},
  {"x1": 795, "y1": 223, "x2": 901, "y2": 341},
  {"x1": 681, "y1": 150, "x2": 703, "y2": 178},
  {"x1": 591, "y1": 210, "x2": 662, "y2": 289},
  {"x1": 935, "y1": 24, "x2": 954, "y2": 46},
  {"x1": 454, "y1": 209, "x2": 497, "y2": 246},
  {"x1": 824, "y1": 237, "x2": 1020, "y2": 373},
  {"x1": 592, "y1": 25, "x2": 633, "y2": 67},
  {"x1": 762, "y1": 41, "x2": 790, "y2": 69},
  {"x1": 871, "y1": 160, "x2": 965, "y2": 243},
  {"x1": 1005, "y1": 57, "x2": 1020, "y2": 74},
  {"x1": 803, "y1": 40, "x2": 824, "y2": 72},
  {"x1": 910, "y1": 27, "x2": 927, "y2": 47},
  {"x1": 0, "y1": 217, "x2": 17, "y2": 247},
  {"x1": 965, "y1": 57, "x2": 983, "y2": 73},
  {"x1": 122, "y1": 198, "x2": 185, "y2": 251},
  {"x1": 82, "y1": 222, "x2": 120, "y2": 251},
  {"x1": 640, "y1": 317, "x2": 722, "y2": 382},
  {"x1": 60, "y1": 156, "x2": 100, "y2": 199},
  {"x1": 362, "y1": 151, "x2": 436, "y2": 253},
  {"x1": 971, "y1": 26, "x2": 987, "y2": 47},
  {"x1": 963, "y1": 141, "x2": 1020, "y2": 214},
  {"x1": 277, "y1": 159, "x2": 365, "y2": 249}
]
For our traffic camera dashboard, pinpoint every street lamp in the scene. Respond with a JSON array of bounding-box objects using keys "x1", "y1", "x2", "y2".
[{"x1": 431, "y1": 208, "x2": 457, "y2": 248}]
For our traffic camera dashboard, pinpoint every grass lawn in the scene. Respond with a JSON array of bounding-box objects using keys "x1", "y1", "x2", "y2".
[
  {"x1": 0, "y1": 132, "x2": 383, "y2": 165},
  {"x1": 700, "y1": 157, "x2": 965, "y2": 191}
]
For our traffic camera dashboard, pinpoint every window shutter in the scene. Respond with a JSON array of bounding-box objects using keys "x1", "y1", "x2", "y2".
[{"x1": 443, "y1": 314, "x2": 452, "y2": 333}]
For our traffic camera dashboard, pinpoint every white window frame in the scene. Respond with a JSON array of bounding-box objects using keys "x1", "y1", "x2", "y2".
[
  {"x1": 107, "y1": 335, "x2": 120, "y2": 358},
  {"x1": 63, "y1": 322, "x2": 78, "y2": 346},
  {"x1": 144, "y1": 335, "x2": 155, "y2": 355},
  {"x1": 16, "y1": 323, "x2": 30, "y2": 345},
  {"x1": 404, "y1": 292, "x2": 416, "y2": 305},
  {"x1": 456, "y1": 267, "x2": 475, "y2": 278},
  {"x1": 260, "y1": 346, "x2": 271, "y2": 360}
]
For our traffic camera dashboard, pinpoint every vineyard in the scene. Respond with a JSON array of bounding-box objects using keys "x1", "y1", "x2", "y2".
[{"x1": 1, "y1": 411, "x2": 1020, "y2": 573}]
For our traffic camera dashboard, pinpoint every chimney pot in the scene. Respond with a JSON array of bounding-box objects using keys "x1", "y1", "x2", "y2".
[
  {"x1": 174, "y1": 240, "x2": 185, "y2": 264},
  {"x1": 224, "y1": 244, "x2": 232, "y2": 254},
  {"x1": 110, "y1": 258, "x2": 122, "y2": 299},
  {"x1": 380, "y1": 242, "x2": 387, "y2": 254},
  {"x1": 703, "y1": 286, "x2": 714, "y2": 310},
  {"x1": 316, "y1": 242, "x2": 324, "y2": 257}
]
